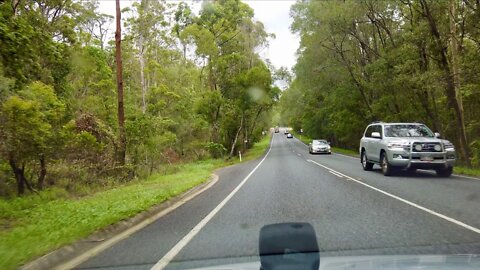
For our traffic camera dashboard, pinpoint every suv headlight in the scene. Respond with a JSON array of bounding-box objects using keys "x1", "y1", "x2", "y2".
[
  {"x1": 387, "y1": 142, "x2": 410, "y2": 150},
  {"x1": 444, "y1": 141, "x2": 455, "y2": 151}
]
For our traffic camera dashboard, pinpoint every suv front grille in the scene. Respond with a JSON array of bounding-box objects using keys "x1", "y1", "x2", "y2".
[{"x1": 412, "y1": 142, "x2": 442, "y2": 152}]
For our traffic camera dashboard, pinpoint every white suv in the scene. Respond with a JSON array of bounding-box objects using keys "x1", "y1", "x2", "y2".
[{"x1": 359, "y1": 122, "x2": 456, "y2": 177}]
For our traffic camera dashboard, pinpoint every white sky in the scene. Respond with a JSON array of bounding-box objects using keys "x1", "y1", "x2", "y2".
[{"x1": 97, "y1": 0, "x2": 299, "y2": 71}]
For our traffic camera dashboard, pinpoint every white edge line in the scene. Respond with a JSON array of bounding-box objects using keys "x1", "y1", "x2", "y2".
[
  {"x1": 453, "y1": 174, "x2": 480, "y2": 181},
  {"x1": 53, "y1": 175, "x2": 220, "y2": 270},
  {"x1": 306, "y1": 159, "x2": 480, "y2": 234},
  {"x1": 326, "y1": 151, "x2": 480, "y2": 182},
  {"x1": 150, "y1": 136, "x2": 274, "y2": 270}
]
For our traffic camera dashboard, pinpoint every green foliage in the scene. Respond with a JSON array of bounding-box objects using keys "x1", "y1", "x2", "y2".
[
  {"x1": 205, "y1": 142, "x2": 227, "y2": 158},
  {"x1": 0, "y1": 160, "x2": 215, "y2": 270},
  {"x1": 282, "y1": 0, "x2": 480, "y2": 162},
  {"x1": 0, "y1": 82, "x2": 65, "y2": 164},
  {"x1": 0, "y1": 0, "x2": 278, "y2": 263},
  {"x1": 0, "y1": 134, "x2": 271, "y2": 270}
]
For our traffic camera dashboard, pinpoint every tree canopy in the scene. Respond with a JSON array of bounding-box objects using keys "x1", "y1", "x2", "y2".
[
  {"x1": 281, "y1": 0, "x2": 480, "y2": 166},
  {"x1": 0, "y1": 0, "x2": 277, "y2": 196}
]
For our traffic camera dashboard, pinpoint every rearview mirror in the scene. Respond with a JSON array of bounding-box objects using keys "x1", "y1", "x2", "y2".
[
  {"x1": 434, "y1": 132, "x2": 441, "y2": 138},
  {"x1": 371, "y1": 132, "x2": 381, "y2": 138}
]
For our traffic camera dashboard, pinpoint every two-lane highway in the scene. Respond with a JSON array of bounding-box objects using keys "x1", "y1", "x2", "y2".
[{"x1": 77, "y1": 132, "x2": 480, "y2": 270}]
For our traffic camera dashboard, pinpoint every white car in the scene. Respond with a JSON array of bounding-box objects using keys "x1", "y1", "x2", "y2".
[
  {"x1": 309, "y1": 140, "x2": 331, "y2": 154},
  {"x1": 359, "y1": 122, "x2": 456, "y2": 176}
]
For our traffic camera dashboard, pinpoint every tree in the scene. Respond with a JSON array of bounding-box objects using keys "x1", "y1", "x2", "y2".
[
  {"x1": 284, "y1": 0, "x2": 479, "y2": 163},
  {"x1": 115, "y1": 0, "x2": 126, "y2": 165},
  {"x1": 76, "y1": 0, "x2": 113, "y2": 49},
  {"x1": 180, "y1": 0, "x2": 276, "y2": 156},
  {"x1": 0, "y1": 0, "x2": 279, "y2": 196},
  {"x1": 0, "y1": 82, "x2": 65, "y2": 194}
]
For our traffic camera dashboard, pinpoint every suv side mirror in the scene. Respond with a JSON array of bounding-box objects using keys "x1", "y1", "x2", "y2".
[
  {"x1": 434, "y1": 132, "x2": 441, "y2": 138},
  {"x1": 371, "y1": 132, "x2": 381, "y2": 138}
]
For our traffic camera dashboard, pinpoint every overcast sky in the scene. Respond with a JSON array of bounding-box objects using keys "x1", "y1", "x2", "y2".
[{"x1": 97, "y1": 0, "x2": 299, "y2": 71}]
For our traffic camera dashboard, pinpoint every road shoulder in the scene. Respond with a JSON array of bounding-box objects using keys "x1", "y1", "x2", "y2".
[{"x1": 21, "y1": 174, "x2": 219, "y2": 270}]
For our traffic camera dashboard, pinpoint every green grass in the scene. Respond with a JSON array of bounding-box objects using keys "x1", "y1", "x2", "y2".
[
  {"x1": 242, "y1": 134, "x2": 272, "y2": 161},
  {"x1": 0, "y1": 134, "x2": 271, "y2": 270},
  {"x1": 453, "y1": 166, "x2": 480, "y2": 177}
]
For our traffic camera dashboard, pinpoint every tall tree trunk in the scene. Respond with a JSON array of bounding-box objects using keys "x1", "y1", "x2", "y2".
[
  {"x1": 139, "y1": 0, "x2": 149, "y2": 114},
  {"x1": 229, "y1": 114, "x2": 244, "y2": 158},
  {"x1": 139, "y1": 34, "x2": 147, "y2": 113},
  {"x1": 211, "y1": 103, "x2": 221, "y2": 143},
  {"x1": 37, "y1": 155, "x2": 47, "y2": 190},
  {"x1": 8, "y1": 156, "x2": 25, "y2": 195},
  {"x1": 115, "y1": 0, "x2": 126, "y2": 165},
  {"x1": 420, "y1": 0, "x2": 469, "y2": 161},
  {"x1": 449, "y1": 0, "x2": 466, "y2": 143},
  {"x1": 249, "y1": 107, "x2": 263, "y2": 136}
]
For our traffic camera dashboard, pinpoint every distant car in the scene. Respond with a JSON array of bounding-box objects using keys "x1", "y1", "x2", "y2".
[
  {"x1": 309, "y1": 140, "x2": 331, "y2": 154},
  {"x1": 274, "y1": 126, "x2": 279, "y2": 133},
  {"x1": 287, "y1": 133, "x2": 293, "y2": 139},
  {"x1": 284, "y1": 129, "x2": 289, "y2": 134}
]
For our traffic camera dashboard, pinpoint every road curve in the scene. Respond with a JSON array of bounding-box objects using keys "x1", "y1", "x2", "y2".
[{"x1": 77, "y1": 132, "x2": 480, "y2": 270}]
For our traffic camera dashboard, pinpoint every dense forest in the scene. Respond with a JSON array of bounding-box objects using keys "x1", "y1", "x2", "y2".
[
  {"x1": 281, "y1": 0, "x2": 480, "y2": 166},
  {"x1": 0, "y1": 0, "x2": 279, "y2": 196}
]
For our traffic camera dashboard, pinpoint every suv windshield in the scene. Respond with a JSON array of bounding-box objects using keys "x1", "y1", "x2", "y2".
[
  {"x1": 313, "y1": 140, "x2": 327, "y2": 145},
  {"x1": 384, "y1": 124, "x2": 434, "y2": 137}
]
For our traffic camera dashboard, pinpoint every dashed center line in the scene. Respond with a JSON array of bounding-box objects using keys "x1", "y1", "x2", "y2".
[{"x1": 328, "y1": 170, "x2": 343, "y2": 178}]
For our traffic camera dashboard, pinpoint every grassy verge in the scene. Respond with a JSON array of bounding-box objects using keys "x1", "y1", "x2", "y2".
[
  {"x1": 0, "y1": 134, "x2": 271, "y2": 270},
  {"x1": 331, "y1": 147, "x2": 357, "y2": 157},
  {"x1": 453, "y1": 166, "x2": 480, "y2": 177},
  {"x1": 289, "y1": 130, "x2": 479, "y2": 177}
]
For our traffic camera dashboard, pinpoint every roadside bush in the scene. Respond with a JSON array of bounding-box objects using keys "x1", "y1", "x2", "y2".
[
  {"x1": 205, "y1": 142, "x2": 227, "y2": 158},
  {"x1": 470, "y1": 140, "x2": 480, "y2": 167}
]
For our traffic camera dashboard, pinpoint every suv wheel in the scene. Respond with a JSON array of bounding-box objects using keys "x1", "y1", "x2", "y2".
[
  {"x1": 361, "y1": 150, "x2": 373, "y2": 171},
  {"x1": 436, "y1": 167, "x2": 453, "y2": 177},
  {"x1": 381, "y1": 152, "x2": 393, "y2": 176}
]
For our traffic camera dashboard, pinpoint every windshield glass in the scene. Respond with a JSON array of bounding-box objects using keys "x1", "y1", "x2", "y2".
[
  {"x1": 384, "y1": 125, "x2": 434, "y2": 137},
  {"x1": 2, "y1": 0, "x2": 480, "y2": 269}
]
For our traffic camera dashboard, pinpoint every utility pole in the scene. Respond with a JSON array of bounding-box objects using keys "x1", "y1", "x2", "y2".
[{"x1": 115, "y1": 0, "x2": 126, "y2": 165}]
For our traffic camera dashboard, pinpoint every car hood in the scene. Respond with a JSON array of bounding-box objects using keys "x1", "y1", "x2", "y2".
[{"x1": 188, "y1": 254, "x2": 479, "y2": 270}]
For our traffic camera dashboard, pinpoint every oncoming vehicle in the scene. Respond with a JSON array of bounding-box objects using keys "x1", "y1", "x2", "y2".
[
  {"x1": 359, "y1": 122, "x2": 456, "y2": 177},
  {"x1": 286, "y1": 133, "x2": 293, "y2": 139},
  {"x1": 274, "y1": 126, "x2": 279, "y2": 133},
  {"x1": 309, "y1": 140, "x2": 331, "y2": 154}
]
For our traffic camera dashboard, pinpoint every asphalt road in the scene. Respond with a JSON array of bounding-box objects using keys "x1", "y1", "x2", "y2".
[{"x1": 77, "y1": 131, "x2": 480, "y2": 270}]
